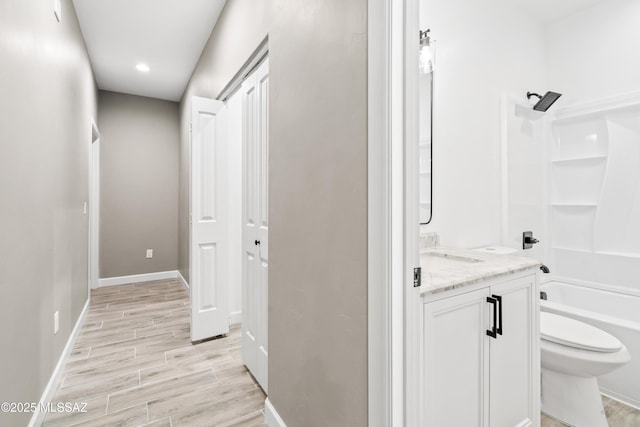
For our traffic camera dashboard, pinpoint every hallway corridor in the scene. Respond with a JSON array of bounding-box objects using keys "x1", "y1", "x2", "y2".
[{"x1": 43, "y1": 280, "x2": 266, "y2": 426}]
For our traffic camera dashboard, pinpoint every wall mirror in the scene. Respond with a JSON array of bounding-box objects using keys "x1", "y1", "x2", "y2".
[{"x1": 419, "y1": 29, "x2": 434, "y2": 224}]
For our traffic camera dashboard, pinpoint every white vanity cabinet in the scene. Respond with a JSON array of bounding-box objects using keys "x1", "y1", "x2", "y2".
[{"x1": 422, "y1": 271, "x2": 539, "y2": 427}]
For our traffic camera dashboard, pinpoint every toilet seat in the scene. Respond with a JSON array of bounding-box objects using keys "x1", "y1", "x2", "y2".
[{"x1": 541, "y1": 312, "x2": 622, "y2": 353}]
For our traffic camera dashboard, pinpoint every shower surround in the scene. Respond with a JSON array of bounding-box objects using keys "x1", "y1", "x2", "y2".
[{"x1": 549, "y1": 93, "x2": 640, "y2": 293}]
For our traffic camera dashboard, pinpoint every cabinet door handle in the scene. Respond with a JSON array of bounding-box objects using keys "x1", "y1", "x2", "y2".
[
  {"x1": 492, "y1": 294, "x2": 503, "y2": 336},
  {"x1": 486, "y1": 296, "x2": 497, "y2": 339}
]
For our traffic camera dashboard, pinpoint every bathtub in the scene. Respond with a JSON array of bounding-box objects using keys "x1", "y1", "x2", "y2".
[{"x1": 541, "y1": 280, "x2": 640, "y2": 408}]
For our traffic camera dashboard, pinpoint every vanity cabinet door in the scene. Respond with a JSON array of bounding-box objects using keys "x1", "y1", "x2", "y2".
[
  {"x1": 489, "y1": 276, "x2": 539, "y2": 427},
  {"x1": 423, "y1": 287, "x2": 491, "y2": 427}
]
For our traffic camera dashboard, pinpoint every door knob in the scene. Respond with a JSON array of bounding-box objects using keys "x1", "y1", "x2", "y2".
[{"x1": 255, "y1": 240, "x2": 261, "y2": 246}]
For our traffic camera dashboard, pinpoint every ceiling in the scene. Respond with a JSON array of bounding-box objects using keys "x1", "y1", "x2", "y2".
[
  {"x1": 71, "y1": 0, "x2": 602, "y2": 102},
  {"x1": 511, "y1": 0, "x2": 604, "y2": 22},
  {"x1": 72, "y1": 0, "x2": 226, "y2": 102}
]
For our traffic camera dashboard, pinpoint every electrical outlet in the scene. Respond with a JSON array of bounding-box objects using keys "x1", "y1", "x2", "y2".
[
  {"x1": 54, "y1": 311, "x2": 59, "y2": 334},
  {"x1": 146, "y1": 249, "x2": 153, "y2": 259}
]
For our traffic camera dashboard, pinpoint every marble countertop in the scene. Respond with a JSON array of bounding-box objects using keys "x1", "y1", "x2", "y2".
[{"x1": 420, "y1": 247, "x2": 540, "y2": 296}]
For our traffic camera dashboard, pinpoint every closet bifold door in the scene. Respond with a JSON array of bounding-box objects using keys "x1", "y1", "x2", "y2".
[
  {"x1": 241, "y1": 57, "x2": 269, "y2": 393},
  {"x1": 190, "y1": 96, "x2": 230, "y2": 342}
]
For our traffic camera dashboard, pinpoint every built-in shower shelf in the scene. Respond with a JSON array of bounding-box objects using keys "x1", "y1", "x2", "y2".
[
  {"x1": 551, "y1": 247, "x2": 592, "y2": 253},
  {"x1": 551, "y1": 203, "x2": 598, "y2": 207},
  {"x1": 545, "y1": 92, "x2": 640, "y2": 287},
  {"x1": 594, "y1": 250, "x2": 640, "y2": 259},
  {"x1": 551, "y1": 155, "x2": 608, "y2": 164}
]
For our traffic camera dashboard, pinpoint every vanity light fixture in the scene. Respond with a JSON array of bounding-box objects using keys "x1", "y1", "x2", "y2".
[
  {"x1": 135, "y1": 63, "x2": 150, "y2": 73},
  {"x1": 419, "y1": 29, "x2": 435, "y2": 74}
]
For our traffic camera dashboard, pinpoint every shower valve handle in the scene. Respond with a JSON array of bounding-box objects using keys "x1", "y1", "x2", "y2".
[{"x1": 523, "y1": 231, "x2": 539, "y2": 249}]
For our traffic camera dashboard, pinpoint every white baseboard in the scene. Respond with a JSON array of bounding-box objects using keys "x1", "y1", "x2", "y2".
[
  {"x1": 265, "y1": 398, "x2": 287, "y2": 427},
  {"x1": 601, "y1": 389, "x2": 640, "y2": 411},
  {"x1": 98, "y1": 270, "x2": 179, "y2": 287},
  {"x1": 177, "y1": 270, "x2": 189, "y2": 290},
  {"x1": 28, "y1": 298, "x2": 90, "y2": 427},
  {"x1": 229, "y1": 311, "x2": 242, "y2": 326}
]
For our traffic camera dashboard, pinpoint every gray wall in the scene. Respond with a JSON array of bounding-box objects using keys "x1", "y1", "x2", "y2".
[
  {"x1": 180, "y1": 0, "x2": 368, "y2": 425},
  {"x1": 98, "y1": 91, "x2": 179, "y2": 278},
  {"x1": 268, "y1": 1, "x2": 368, "y2": 425},
  {"x1": 0, "y1": 1, "x2": 97, "y2": 425}
]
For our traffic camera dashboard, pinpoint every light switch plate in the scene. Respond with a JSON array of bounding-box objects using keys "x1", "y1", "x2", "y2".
[
  {"x1": 146, "y1": 249, "x2": 153, "y2": 259},
  {"x1": 54, "y1": 0, "x2": 61, "y2": 22}
]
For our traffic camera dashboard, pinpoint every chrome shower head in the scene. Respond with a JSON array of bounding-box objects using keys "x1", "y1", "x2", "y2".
[{"x1": 527, "y1": 91, "x2": 562, "y2": 112}]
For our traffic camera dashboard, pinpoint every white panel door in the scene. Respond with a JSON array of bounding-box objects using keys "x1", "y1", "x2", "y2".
[
  {"x1": 423, "y1": 288, "x2": 491, "y2": 427},
  {"x1": 242, "y1": 58, "x2": 269, "y2": 392},
  {"x1": 190, "y1": 96, "x2": 230, "y2": 342}
]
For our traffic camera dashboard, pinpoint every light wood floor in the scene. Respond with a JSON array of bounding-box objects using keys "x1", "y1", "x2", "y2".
[
  {"x1": 541, "y1": 395, "x2": 640, "y2": 427},
  {"x1": 44, "y1": 279, "x2": 266, "y2": 427}
]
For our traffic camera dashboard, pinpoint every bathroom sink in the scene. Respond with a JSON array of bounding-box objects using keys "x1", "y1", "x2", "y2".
[{"x1": 421, "y1": 252, "x2": 483, "y2": 271}]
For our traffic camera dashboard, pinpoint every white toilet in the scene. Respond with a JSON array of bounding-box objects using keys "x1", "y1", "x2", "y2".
[{"x1": 540, "y1": 312, "x2": 631, "y2": 427}]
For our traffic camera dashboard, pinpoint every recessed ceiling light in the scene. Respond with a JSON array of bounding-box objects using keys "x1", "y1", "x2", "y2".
[{"x1": 136, "y1": 63, "x2": 150, "y2": 73}]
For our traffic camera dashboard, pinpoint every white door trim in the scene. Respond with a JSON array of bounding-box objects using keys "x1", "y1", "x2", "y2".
[
  {"x1": 369, "y1": 0, "x2": 420, "y2": 424},
  {"x1": 217, "y1": 37, "x2": 269, "y2": 102},
  {"x1": 368, "y1": 0, "x2": 393, "y2": 425},
  {"x1": 403, "y1": 0, "x2": 422, "y2": 424},
  {"x1": 89, "y1": 117, "x2": 100, "y2": 290}
]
